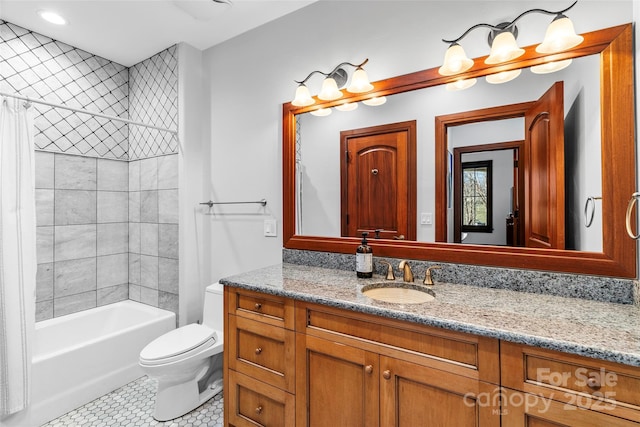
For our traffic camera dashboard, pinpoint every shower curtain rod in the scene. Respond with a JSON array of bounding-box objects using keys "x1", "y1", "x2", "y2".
[{"x1": 0, "y1": 91, "x2": 178, "y2": 135}]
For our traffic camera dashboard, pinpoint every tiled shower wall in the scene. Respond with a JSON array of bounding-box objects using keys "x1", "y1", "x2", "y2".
[
  {"x1": 1, "y1": 21, "x2": 179, "y2": 320},
  {"x1": 128, "y1": 47, "x2": 179, "y2": 316},
  {"x1": 35, "y1": 152, "x2": 129, "y2": 320}
]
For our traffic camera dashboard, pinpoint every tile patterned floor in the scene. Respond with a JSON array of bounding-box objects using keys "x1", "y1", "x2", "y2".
[{"x1": 41, "y1": 376, "x2": 223, "y2": 427}]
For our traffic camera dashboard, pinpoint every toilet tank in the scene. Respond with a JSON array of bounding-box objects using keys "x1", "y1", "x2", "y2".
[{"x1": 202, "y1": 282, "x2": 224, "y2": 331}]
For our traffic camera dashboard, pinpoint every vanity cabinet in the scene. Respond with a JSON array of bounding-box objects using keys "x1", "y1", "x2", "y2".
[
  {"x1": 225, "y1": 288, "x2": 295, "y2": 427},
  {"x1": 500, "y1": 342, "x2": 640, "y2": 426},
  {"x1": 295, "y1": 301, "x2": 501, "y2": 427},
  {"x1": 223, "y1": 287, "x2": 640, "y2": 426}
]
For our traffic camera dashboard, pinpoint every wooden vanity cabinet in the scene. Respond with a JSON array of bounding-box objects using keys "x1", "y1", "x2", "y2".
[
  {"x1": 224, "y1": 287, "x2": 640, "y2": 427},
  {"x1": 295, "y1": 301, "x2": 501, "y2": 427},
  {"x1": 500, "y1": 342, "x2": 640, "y2": 426},
  {"x1": 225, "y1": 288, "x2": 295, "y2": 427}
]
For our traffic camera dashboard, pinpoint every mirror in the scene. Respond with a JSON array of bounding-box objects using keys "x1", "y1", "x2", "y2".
[{"x1": 283, "y1": 24, "x2": 636, "y2": 278}]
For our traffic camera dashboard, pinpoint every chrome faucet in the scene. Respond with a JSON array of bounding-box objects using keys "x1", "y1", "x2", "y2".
[
  {"x1": 397, "y1": 260, "x2": 414, "y2": 282},
  {"x1": 423, "y1": 266, "x2": 442, "y2": 286}
]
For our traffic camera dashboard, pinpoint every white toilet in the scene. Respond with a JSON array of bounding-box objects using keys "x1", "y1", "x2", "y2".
[{"x1": 139, "y1": 283, "x2": 224, "y2": 421}]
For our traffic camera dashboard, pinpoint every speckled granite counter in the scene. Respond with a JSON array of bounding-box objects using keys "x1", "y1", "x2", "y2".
[{"x1": 220, "y1": 263, "x2": 640, "y2": 367}]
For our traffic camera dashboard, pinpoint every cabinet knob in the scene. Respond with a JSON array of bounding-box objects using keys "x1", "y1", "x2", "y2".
[
  {"x1": 365, "y1": 365, "x2": 373, "y2": 374},
  {"x1": 256, "y1": 406, "x2": 263, "y2": 415},
  {"x1": 255, "y1": 303, "x2": 262, "y2": 310},
  {"x1": 587, "y1": 375, "x2": 601, "y2": 391},
  {"x1": 255, "y1": 347, "x2": 262, "y2": 355},
  {"x1": 383, "y1": 370, "x2": 391, "y2": 380}
]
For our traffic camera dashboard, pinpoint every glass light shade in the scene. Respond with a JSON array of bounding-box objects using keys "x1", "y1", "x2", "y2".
[
  {"x1": 536, "y1": 15, "x2": 584, "y2": 54},
  {"x1": 335, "y1": 102, "x2": 358, "y2": 112},
  {"x1": 530, "y1": 58, "x2": 572, "y2": 74},
  {"x1": 318, "y1": 77, "x2": 343, "y2": 101},
  {"x1": 310, "y1": 107, "x2": 332, "y2": 117},
  {"x1": 438, "y1": 43, "x2": 474, "y2": 76},
  {"x1": 485, "y1": 31, "x2": 525, "y2": 65},
  {"x1": 445, "y1": 78, "x2": 477, "y2": 91},
  {"x1": 291, "y1": 84, "x2": 315, "y2": 107},
  {"x1": 347, "y1": 68, "x2": 374, "y2": 93},
  {"x1": 485, "y1": 69, "x2": 521, "y2": 84},
  {"x1": 362, "y1": 96, "x2": 387, "y2": 106}
]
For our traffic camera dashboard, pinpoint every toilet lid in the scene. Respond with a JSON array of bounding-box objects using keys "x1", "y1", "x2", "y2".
[{"x1": 140, "y1": 324, "x2": 217, "y2": 362}]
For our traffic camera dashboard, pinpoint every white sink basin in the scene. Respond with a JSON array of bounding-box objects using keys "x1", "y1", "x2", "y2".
[{"x1": 361, "y1": 283, "x2": 435, "y2": 304}]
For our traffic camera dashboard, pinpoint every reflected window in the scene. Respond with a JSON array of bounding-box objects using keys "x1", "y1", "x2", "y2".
[{"x1": 461, "y1": 161, "x2": 492, "y2": 233}]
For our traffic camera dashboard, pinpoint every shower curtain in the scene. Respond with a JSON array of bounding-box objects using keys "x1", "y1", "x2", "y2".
[{"x1": 0, "y1": 97, "x2": 36, "y2": 416}]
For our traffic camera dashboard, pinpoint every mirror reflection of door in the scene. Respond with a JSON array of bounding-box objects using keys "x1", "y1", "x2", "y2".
[
  {"x1": 340, "y1": 121, "x2": 416, "y2": 240},
  {"x1": 453, "y1": 142, "x2": 524, "y2": 246},
  {"x1": 447, "y1": 81, "x2": 565, "y2": 249}
]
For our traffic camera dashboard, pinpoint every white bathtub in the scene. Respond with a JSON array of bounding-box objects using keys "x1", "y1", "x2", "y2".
[{"x1": 2, "y1": 300, "x2": 175, "y2": 427}]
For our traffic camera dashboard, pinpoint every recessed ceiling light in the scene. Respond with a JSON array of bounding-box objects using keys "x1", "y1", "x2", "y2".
[{"x1": 38, "y1": 10, "x2": 67, "y2": 25}]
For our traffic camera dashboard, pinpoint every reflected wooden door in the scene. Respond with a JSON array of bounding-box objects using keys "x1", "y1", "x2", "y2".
[
  {"x1": 524, "y1": 81, "x2": 565, "y2": 249},
  {"x1": 340, "y1": 121, "x2": 416, "y2": 240}
]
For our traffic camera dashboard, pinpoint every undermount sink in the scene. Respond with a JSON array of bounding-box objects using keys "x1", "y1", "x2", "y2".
[{"x1": 361, "y1": 283, "x2": 436, "y2": 304}]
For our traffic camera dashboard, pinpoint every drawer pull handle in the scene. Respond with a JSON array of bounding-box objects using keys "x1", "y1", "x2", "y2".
[
  {"x1": 254, "y1": 303, "x2": 262, "y2": 310},
  {"x1": 256, "y1": 406, "x2": 263, "y2": 415},
  {"x1": 587, "y1": 376, "x2": 601, "y2": 391},
  {"x1": 365, "y1": 365, "x2": 373, "y2": 374},
  {"x1": 255, "y1": 347, "x2": 262, "y2": 355},
  {"x1": 383, "y1": 370, "x2": 391, "y2": 380}
]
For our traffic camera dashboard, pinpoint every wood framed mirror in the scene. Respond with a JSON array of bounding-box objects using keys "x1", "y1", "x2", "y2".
[{"x1": 283, "y1": 24, "x2": 635, "y2": 278}]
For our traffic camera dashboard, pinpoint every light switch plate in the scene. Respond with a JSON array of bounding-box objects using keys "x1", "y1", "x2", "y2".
[
  {"x1": 264, "y1": 219, "x2": 277, "y2": 237},
  {"x1": 420, "y1": 212, "x2": 433, "y2": 225}
]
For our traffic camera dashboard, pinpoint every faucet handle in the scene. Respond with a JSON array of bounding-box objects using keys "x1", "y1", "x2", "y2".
[
  {"x1": 379, "y1": 261, "x2": 395, "y2": 280},
  {"x1": 423, "y1": 265, "x2": 442, "y2": 286}
]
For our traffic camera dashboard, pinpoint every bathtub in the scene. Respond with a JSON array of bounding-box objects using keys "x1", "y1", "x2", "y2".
[{"x1": 2, "y1": 300, "x2": 175, "y2": 427}]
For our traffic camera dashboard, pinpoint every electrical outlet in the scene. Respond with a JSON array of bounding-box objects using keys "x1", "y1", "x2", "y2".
[{"x1": 264, "y1": 219, "x2": 277, "y2": 237}]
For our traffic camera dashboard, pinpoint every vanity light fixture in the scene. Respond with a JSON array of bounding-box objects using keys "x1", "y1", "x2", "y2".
[
  {"x1": 362, "y1": 96, "x2": 387, "y2": 106},
  {"x1": 291, "y1": 59, "x2": 374, "y2": 106},
  {"x1": 335, "y1": 102, "x2": 358, "y2": 112},
  {"x1": 438, "y1": 1, "x2": 582, "y2": 76},
  {"x1": 445, "y1": 78, "x2": 477, "y2": 91},
  {"x1": 485, "y1": 69, "x2": 521, "y2": 84},
  {"x1": 530, "y1": 58, "x2": 573, "y2": 74},
  {"x1": 38, "y1": 10, "x2": 67, "y2": 25},
  {"x1": 310, "y1": 107, "x2": 332, "y2": 117}
]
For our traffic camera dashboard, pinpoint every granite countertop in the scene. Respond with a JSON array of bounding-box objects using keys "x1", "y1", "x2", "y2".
[{"x1": 220, "y1": 263, "x2": 640, "y2": 367}]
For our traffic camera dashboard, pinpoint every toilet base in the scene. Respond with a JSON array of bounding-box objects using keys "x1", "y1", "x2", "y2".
[{"x1": 153, "y1": 377, "x2": 222, "y2": 421}]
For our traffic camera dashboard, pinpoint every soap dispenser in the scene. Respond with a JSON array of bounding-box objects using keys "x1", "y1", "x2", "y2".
[{"x1": 356, "y1": 232, "x2": 373, "y2": 278}]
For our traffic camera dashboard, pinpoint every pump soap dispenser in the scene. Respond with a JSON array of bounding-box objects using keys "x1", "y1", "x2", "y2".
[{"x1": 356, "y1": 232, "x2": 373, "y2": 278}]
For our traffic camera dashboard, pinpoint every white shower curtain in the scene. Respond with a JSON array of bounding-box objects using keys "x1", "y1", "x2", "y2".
[{"x1": 0, "y1": 97, "x2": 36, "y2": 417}]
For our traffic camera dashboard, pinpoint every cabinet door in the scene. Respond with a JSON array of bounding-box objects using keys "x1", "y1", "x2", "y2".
[
  {"x1": 296, "y1": 334, "x2": 379, "y2": 427},
  {"x1": 501, "y1": 388, "x2": 640, "y2": 427},
  {"x1": 380, "y1": 356, "x2": 501, "y2": 427}
]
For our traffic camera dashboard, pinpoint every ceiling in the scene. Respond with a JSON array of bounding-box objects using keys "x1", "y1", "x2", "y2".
[{"x1": 0, "y1": 0, "x2": 316, "y2": 67}]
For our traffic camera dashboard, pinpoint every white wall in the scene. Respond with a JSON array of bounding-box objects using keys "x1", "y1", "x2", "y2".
[
  {"x1": 178, "y1": 43, "x2": 210, "y2": 325},
  {"x1": 197, "y1": 0, "x2": 633, "y2": 282}
]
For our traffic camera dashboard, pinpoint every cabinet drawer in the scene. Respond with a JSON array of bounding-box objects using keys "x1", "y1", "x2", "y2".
[
  {"x1": 501, "y1": 342, "x2": 640, "y2": 422},
  {"x1": 296, "y1": 301, "x2": 499, "y2": 383},
  {"x1": 227, "y1": 287, "x2": 294, "y2": 329},
  {"x1": 228, "y1": 370, "x2": 295, "y2": 427},
  {"x1": 502, "y1": 388, "x2": 640, "y2": 426},
  {"x1": 228, "y1": 314, "x2": 295, "y2": 392}
]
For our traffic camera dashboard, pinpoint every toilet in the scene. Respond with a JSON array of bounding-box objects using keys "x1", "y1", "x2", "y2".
[{"x1": 139, "y1": 283, "x2": 224, "y2": 421}]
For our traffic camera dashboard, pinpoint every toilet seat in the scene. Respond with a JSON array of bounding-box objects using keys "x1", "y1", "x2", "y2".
[{"x1": 140, "y1": 324, "x2": 218, "y2": 366}]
